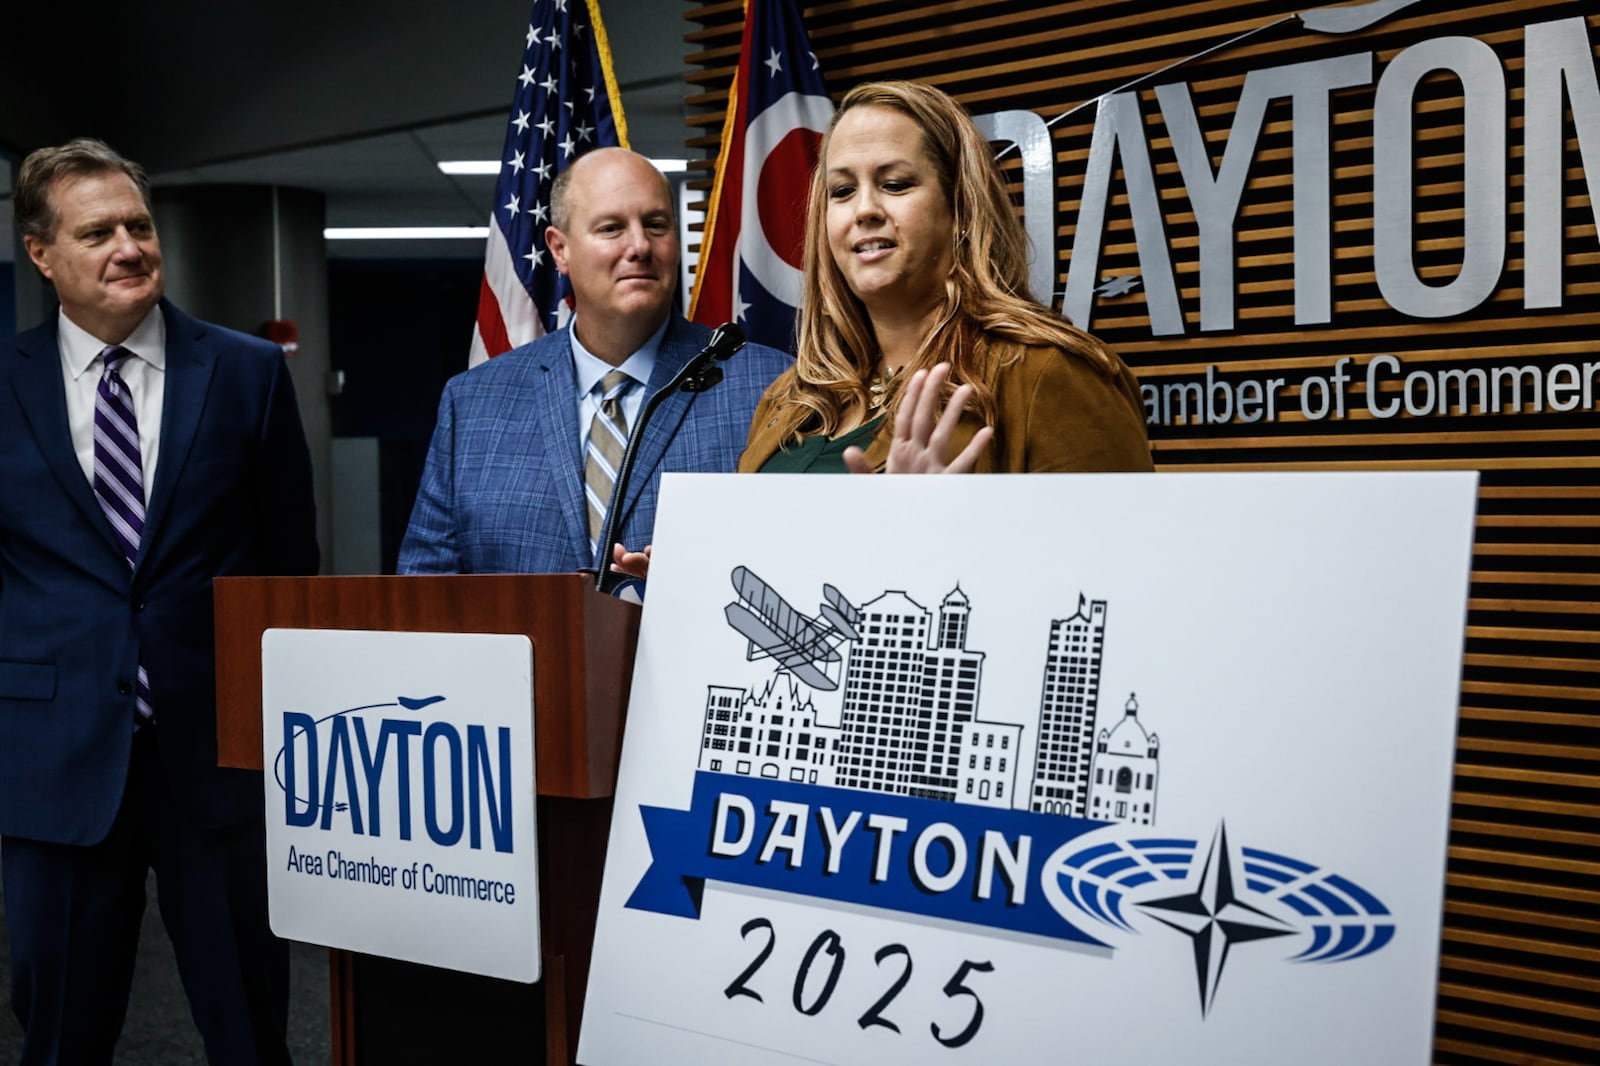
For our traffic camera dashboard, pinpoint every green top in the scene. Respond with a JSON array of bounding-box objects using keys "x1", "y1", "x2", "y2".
[{"x1": 759, "y1": 416, "x2": 885, "y2": 474}]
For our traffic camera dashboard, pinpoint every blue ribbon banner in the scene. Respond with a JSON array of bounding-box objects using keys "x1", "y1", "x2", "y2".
[{"x1": 627, "y1": 771, "x2": 1110, "y2": 948}]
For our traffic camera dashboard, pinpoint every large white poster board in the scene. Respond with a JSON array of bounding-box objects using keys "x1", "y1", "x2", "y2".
[
  {"x1": 262, "y1": 629, "x2": 540, "y2": 982},
  {"x1": 579, "y1": 472, "x2": 1477, "y2": 1065}
]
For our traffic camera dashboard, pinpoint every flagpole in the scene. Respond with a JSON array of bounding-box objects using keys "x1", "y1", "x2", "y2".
[{"x1": 687, "y1": 0, "x2": 753, "y2": 322}]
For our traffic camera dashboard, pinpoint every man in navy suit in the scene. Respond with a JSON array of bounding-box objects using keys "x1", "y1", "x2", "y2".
[
  {"x1": 399, "y1": 148, "x2": 790, "y2": 576},
  {"x1": 0, "y1": 139, "x2": 316, "y2": 1064}
]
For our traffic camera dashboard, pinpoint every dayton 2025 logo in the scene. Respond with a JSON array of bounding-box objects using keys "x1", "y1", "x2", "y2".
[{"x1": 626, "y1": 567, "x2": 1396, "y2": 1016}]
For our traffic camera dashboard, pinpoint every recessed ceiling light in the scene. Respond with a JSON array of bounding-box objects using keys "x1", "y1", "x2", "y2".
[
  {"x1": 437, "y1": 158, "x2": 689, "y2": 175},
  {"x1": 324, "y1": 227, "x2": 490, "y2": 240},
  {"x1": 437, "y1": 161, "x2": 501, "y2": 175}
]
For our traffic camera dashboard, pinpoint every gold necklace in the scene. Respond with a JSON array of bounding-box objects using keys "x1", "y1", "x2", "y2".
[{"x1": 868, "y1": 364, "x2": 900, "y2": 410}]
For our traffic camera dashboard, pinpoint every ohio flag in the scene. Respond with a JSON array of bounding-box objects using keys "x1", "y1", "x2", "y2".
[
  {"x1": 689, "y1": 0, "x2": 832, "y2": 353},
  {"x1": 471, "y1": 0, "x2": 628, "y2": 367}
]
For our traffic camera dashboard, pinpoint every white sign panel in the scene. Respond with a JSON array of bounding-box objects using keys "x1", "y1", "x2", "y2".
[
  {"x1": 262, "y1": 629, "x2": 540, "y2": 982},
  {"x1": 580, "y1": 472, "x2": 1476, "y2": 1065}
]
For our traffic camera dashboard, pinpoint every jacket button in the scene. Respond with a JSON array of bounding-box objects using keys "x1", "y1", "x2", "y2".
[
  {"x1": 117, "y1": 680, "x2": 133, "y2": 695},
  {"x1": 134, "y1": 600, "x2": 146, "y2": 611}
]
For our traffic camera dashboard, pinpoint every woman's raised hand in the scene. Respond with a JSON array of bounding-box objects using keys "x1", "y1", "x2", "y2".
[{"x1": 844, "y1": 363, "x2": 993, "y2": 474}]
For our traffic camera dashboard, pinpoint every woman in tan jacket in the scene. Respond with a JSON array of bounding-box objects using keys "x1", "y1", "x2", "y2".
[
  {"x1": 738, "y1": 79, "x2": 1152, "y2": 477},
  {"x1": 613, "y1": 81, "x2": 1150, "y2": 577}
]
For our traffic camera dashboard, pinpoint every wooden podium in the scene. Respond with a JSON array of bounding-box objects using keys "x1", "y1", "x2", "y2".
[{"x1": 214, "y1": 573, "x2": 639, "y2": 1065}]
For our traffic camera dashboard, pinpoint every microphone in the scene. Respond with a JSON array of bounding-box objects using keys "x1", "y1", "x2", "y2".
[{"x1": 594, "y1": 323, "x2": 746, "y2": 595}]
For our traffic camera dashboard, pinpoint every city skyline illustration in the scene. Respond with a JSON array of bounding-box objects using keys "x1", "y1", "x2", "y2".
[
  {"x1": 683, "y1": 567, "x2": 1406, "y2": 1020},
  {"x1": 699, "y1": 568, "x2": 1161, "y2": 826}
]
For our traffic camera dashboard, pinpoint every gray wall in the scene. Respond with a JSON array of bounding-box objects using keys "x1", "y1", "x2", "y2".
[{"x1": 155, "y1": 185, "x2": 333, "y2": 563}]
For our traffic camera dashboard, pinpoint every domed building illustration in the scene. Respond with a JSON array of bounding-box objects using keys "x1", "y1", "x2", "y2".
[{"x1": 1088, "y1": 694, "x2": 1161, "y2": 826}]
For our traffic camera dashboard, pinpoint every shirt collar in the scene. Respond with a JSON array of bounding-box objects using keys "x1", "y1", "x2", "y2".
[
  {"x1": 569, "y1": 316, "x2": 666, "y2": 396},
  {"x1": 60, "y1": 305, "x2": 167, "y2": 381}
]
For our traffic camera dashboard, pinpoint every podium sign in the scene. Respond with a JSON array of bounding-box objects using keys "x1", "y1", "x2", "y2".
[
  {"x1": 262, "y1": 628, "x2": 541, "y2": 983},
  {"x1": 580, "y1": 472, "x2": 1476, "y2": 1065}
]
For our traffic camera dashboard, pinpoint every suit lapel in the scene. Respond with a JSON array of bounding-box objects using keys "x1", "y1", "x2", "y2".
[
  {"x1": 7, "y1": 322, "x2": 121, "y2": 552},
  {"x1": 532, "y1": 333, "x2": 593, "y2": 559},
  {"x1": 141, "y1": 303, "x2": 218, "y2": 569}
]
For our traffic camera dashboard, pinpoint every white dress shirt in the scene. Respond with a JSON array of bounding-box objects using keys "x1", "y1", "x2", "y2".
[
  {"x1": 59, "y1": 307, "x2": 166, "y2": 501},
  {"x1": 569, "y1": 317, "x2": 665, "y2": 453}
]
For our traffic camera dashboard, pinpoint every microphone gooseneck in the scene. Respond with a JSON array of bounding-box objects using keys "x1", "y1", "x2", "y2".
[{"x1": 594, "y1": 323, "x2": 747, "y2": 595}]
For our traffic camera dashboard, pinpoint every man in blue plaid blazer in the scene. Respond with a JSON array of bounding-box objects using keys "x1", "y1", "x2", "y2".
[{"x1": 399, "y1": 149, "x2": 789, "y2": 576}]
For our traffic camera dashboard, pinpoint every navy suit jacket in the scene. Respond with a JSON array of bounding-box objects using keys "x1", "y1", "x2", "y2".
[
  {"x1": 0, "y1": 300, "x2": 318, "y2": 846},
  {"x1": 399, "y1": 315, "x2": 790, "y2": 575}
]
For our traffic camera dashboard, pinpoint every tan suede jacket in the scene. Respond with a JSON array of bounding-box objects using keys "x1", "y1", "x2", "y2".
[{"x1": 737, "y1": 343, "x2": 1154, "y2": 473}]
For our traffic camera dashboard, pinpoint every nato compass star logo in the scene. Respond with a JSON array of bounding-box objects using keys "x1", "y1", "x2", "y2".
[
  {"x1": 1047, "y1": 821, "x2": 1396, "y2": 1016},
  {"x1": 1137, "y1": 824, "x2": 1294, "y2": 1014}
]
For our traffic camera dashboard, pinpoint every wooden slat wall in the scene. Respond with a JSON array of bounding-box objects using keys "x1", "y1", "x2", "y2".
[{"x1": 685, "y1": 2, "x2": 1599, "y2": 1063}]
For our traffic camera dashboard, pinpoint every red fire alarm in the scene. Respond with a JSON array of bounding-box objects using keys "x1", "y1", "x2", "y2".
[{"x1": 261, "y1": 320, "x2": 300, "y2": 357}]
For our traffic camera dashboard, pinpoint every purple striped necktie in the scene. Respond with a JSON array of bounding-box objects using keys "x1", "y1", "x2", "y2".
[{"x1": 93, "y1": 345, "x2": 154, "y2": 723}]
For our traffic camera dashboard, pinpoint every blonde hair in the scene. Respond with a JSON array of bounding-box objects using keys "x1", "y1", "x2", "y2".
[{"x1": 767, "y1": 80, "x2": 1116, "y2": 443}]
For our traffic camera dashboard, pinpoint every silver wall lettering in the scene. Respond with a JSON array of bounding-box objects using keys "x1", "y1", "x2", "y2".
[
  {"x1": 1158, "y1": 53, "x2": 1372, "y2": 330},
  {"x1": 1064, "y1": 92, "x2": 1184, "y2": 335},
  {"x1": 1298, "y1": 0, "x2": 1425, "y2": 35},
  {"x1": 974, "y1": 110, "x2": 1057, "y2": 306},
  {"x1": 1523, "y1": 17, "x2": 1600, "y2": 310},
  {"x1": 1055, "y1": 18, "x2": 1593, "y2": 337},
  {"x1": 1374, "y1": 36, "x2": 1507, "y2": 318}
]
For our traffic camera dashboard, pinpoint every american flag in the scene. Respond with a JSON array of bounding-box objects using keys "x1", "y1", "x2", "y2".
[
  {"x1": 689, "y1": 0, "x2": 831, "y2": 352},
  {"x1": 471, "y1": 0, "x2": 629, "y2": 367}
]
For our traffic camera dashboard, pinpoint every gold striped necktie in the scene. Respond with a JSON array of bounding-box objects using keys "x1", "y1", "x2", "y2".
[{"x1": 584, "y1": 369, "x2": 634, "y2": 553}]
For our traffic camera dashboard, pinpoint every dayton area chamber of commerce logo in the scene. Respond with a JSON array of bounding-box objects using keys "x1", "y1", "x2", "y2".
[
  {"x1": 625, "y1": 567, "x2": 1397, "y2": 1016},
  {"x1": 272, "y1": 694, "x2": 517, "y2": 855}
]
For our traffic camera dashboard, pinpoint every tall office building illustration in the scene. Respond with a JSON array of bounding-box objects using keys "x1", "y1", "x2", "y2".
[
  {"x1": 834, "y1": 591, "x2": 931, "y2": 793},
  {"x1": 1030, "y1": 595, "x2": 1108, "y2": 816},
  {"x1": 908, "y1": 587, "x2": 985, "y2": 800},
  {"x1": 832, "y1": 587, "x2": 985, "y2": 798}
]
